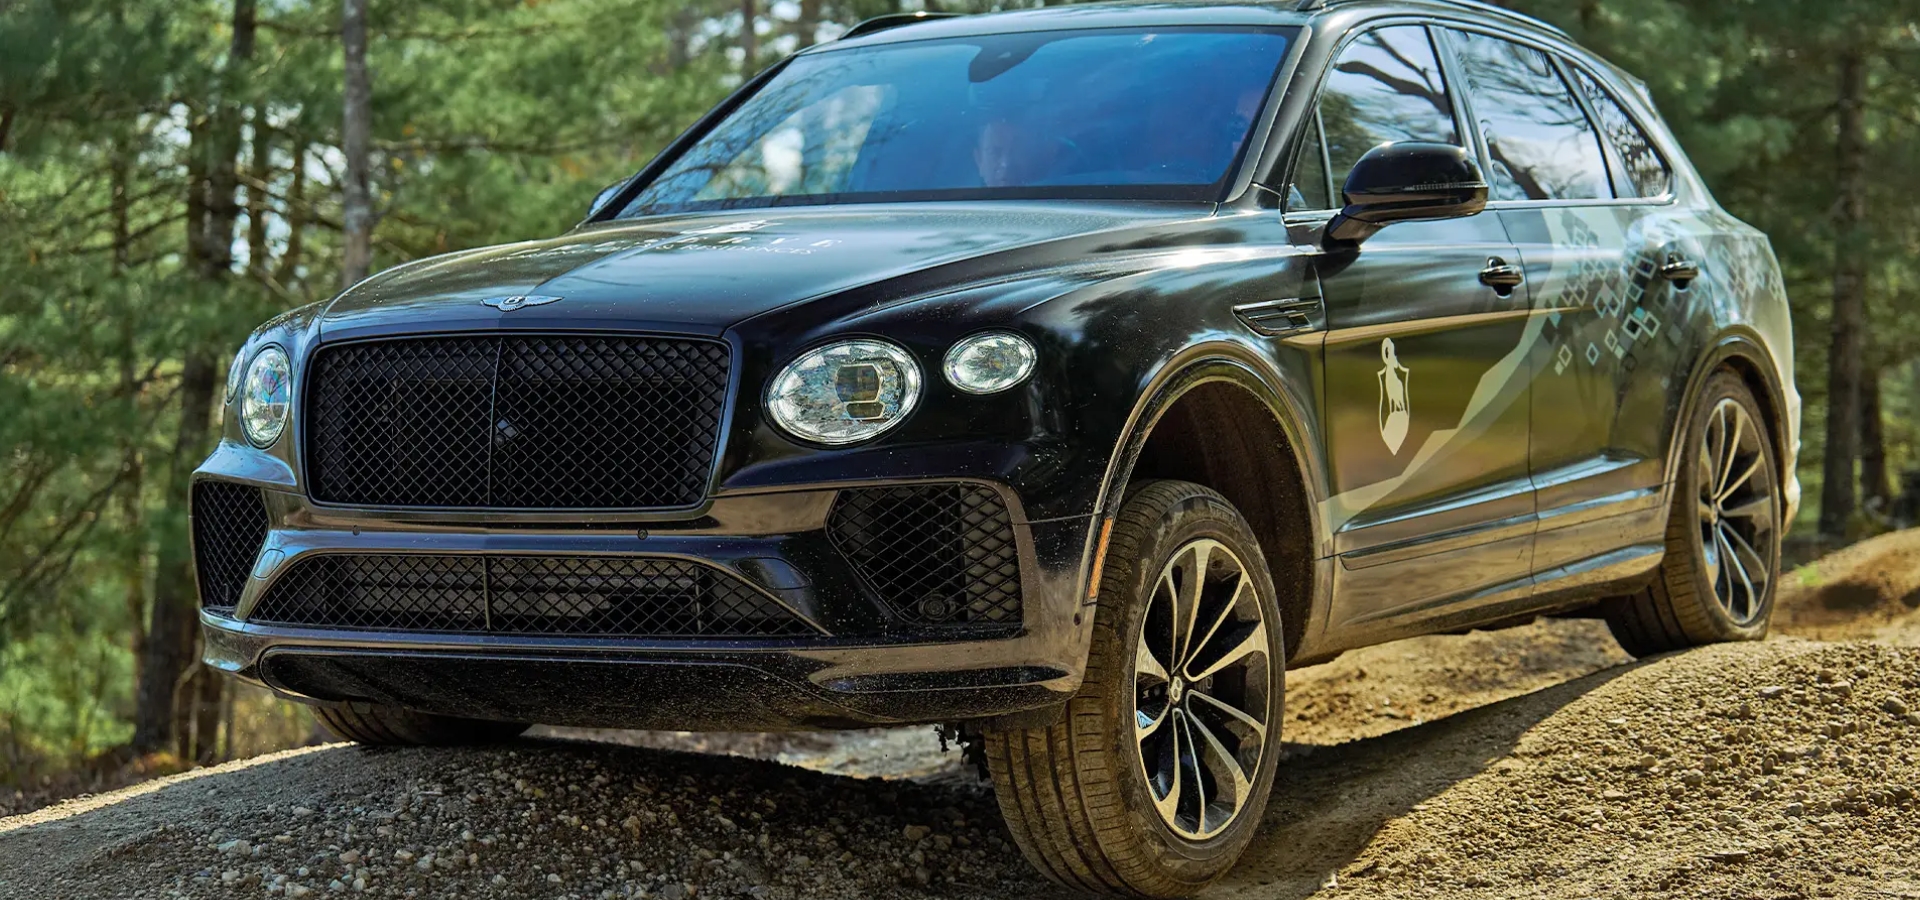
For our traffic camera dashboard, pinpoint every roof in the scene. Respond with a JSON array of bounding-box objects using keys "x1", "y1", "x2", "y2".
[{"x1": 826, "y1": 0, "x2": 1568, "y2": 51}]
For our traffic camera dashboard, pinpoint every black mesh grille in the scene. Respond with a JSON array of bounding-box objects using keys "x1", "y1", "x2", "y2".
[
  {"x1": 248, "y1": 555, "x2": 813, "y2": 637},
  {"x1": 191, "y1": 482, "x2": 271, "y2": 612},
  {"x1": 305, "y1": 335, "x2": 729, "y2": 509},
  {"x1": 828, "y1": 484, "x2": 1022, "y2": 627}
]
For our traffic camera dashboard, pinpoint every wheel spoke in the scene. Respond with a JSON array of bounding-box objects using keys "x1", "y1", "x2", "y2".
[
  {"x1": 1720, "y1": 525, "x2": 1758, "y2": 619},
  {"x1": 1717, "y1": 454, "x2": 1763, "y2": 504},
  {"x1": 1721, "y1": 495, "x2": 1774, "y2": 531},
  {"x1": 1720, "y1": 525, "x2": 1751, "y2": 610},
  {"x1": 1183, "y1": 575, "x2": 1248, "y2": 679},
  {"x1": 1718, "y1": 407, "x2": 1744, "y2": 496},
  {"x1": 1178, "y1": 712, "x2": 1209, "y2": 834},
  {"x1": 1187, "y1": 621, "x2": 1268, "y2": 682},
  {"x1": 1721, "y1": 524, "x2": 1772, "y2": 590},
  {"x1": 1188, "y1": 706, "x2": 1254, "y2": 801},
  {"x1": 1136, "y1": 628, "x2": 1170, "y2": 685},
  {"x1": 1700, "y1": 525, "x2": 1722, "y2": 593},
  {"x1": 1188, "y1": 688, "x2": 1268, "y2": 744},
  {"x1": 1174, "y1": 543, "x2": 1210, "y2": 666}
]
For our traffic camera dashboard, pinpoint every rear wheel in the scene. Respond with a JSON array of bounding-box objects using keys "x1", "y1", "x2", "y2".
[
  {"x1": 984, "y1": 480, "x2": 1283, "y2": 897},
  {"x1": 1605, "y1": 371, "x2": 1781, "y2": 657},
  {"x1": 311, "y1": 702, "x2": 530, "y2": 746}
]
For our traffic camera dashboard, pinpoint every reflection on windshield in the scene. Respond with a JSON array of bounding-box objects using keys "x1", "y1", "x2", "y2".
[{"x1": 623, "y1": 28, "x2": 1294, "y2": 216}]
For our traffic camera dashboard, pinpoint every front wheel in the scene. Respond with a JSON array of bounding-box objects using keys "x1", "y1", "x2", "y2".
[
  {"x1": 1605, "y1": 371, "x2": 1782, "y2": 657},
  {"x1": 984, "y1": 480, "x2": 1284, "y2": 897}
]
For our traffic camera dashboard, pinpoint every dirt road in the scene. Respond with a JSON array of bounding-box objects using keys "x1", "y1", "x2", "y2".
[{"x1": 6, "y1": 534, "x2": 1920, "y2": 900}]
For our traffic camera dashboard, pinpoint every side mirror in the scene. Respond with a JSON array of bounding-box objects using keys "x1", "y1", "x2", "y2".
[
  {"x1": 1325, "y1": 142, "x2": 1488, "y2": 245},
  {"x1": 586, "y1": 179, "x2": 628, "y2": 219}
]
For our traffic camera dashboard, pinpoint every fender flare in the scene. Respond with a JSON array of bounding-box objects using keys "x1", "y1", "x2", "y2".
[
  {"x1": 1069, "y1": 342, "x2": 1333, "y2": 664},
  {"x1": 1661, "y1": 328, "x2": 1793, "y2": 510}
]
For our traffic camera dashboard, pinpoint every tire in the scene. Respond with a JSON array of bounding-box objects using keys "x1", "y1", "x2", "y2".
[
  {"x1": 984, "y1": 480, "x2": 1285, "y2": 898},
  {"x1": 1605, "y1": 371, "x2": 1782, "y2": 658},
  {"x1": 311, "y1": 702, "x2": 531, "y2": 746}
]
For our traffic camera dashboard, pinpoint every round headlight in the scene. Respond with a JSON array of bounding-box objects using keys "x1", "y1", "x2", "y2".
[
  {"x1": 768, "y1": 339, "x2": 921, "y2": 445},
  {"x1": 944, "y1": 332, "x2": 1036, "y2": 395},
  {"x1": 240, "y1": 346, "x2": 292, "y2": 447}
]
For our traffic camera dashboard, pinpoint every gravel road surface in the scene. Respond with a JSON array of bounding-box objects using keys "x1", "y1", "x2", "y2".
[{"x1": 7, "y1": 533, "x2": 1920, "y2": 900}]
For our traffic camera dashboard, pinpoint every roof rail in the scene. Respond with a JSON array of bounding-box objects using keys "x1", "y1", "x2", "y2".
[
  {"x1": 840, "y1": 11, "x2": 962, "y2": 40},
  {"x1": 1295, "y1": 0, "x2": 1569, "y2": 38}
]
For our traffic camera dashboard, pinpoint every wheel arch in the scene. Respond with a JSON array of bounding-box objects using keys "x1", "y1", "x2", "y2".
[
  {"x1": 1088, "y1": 346, "x2": 1328, "y2": 664},
  {"x1": 1667, "y1": 329, "x2": 1793, "y2": 520}
]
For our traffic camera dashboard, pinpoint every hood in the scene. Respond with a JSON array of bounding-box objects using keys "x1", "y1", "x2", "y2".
[{"x1": 318, "y1": 202, "x2": 1209, "y2": 340}]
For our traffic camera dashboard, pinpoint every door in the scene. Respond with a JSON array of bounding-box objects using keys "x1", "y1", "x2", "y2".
[
  {"x1": 1289, "y1": 25, "x2": 1537, "y2": 629},
  {"x1": 1443, "y1": 28, "x2": 1687, "y2": 580}
]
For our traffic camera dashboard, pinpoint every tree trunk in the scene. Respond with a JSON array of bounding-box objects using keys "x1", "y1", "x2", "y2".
[
  {"x1": 131, "y1": 0, "x2": 255, "y2": 757},
  {"x1": 111, "y1": 138, "x2": 146, "y2": 670},
  {"x1": 796, "y1": 0, "x2": 821, "y2": 48},
  {"x1": 1819, "y1": 50, "x2": 1869, "y2": 540},
  {"x1": 740, "y1": 0, "x2": 757, "y2": 76},
  {"x1": 129, "y1": 354, "x2": 217, "y2": 754},
  {"x1": 341, "y1": 0, "x2": 373, "y2": 290},
  {"x1": 1861, "y1": 368, "x2": 1890, "y2": 511},
  {"x1": 247, "y1": 104, "x2": 270, "y2": 279}
]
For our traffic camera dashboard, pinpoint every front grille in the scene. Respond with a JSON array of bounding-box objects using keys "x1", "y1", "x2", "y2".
[
  {"x1": 248, "y1": 555, "x2": 814, "y2": 637},
  {"x1": 828, "y1": 484, "x2": 1022, "y2": 627},
  {"x1": 192, "y1": 482, "x2": 270, "y2": 612},
  {"x1": 305, "y1": 335, "x2": 730, "y2": 509}
]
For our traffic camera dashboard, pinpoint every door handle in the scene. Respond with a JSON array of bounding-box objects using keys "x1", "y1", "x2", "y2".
[
  {"x1": 1659, "y1": 255, "x2": 1700, "y2": 289},
  {"x1": 1479, "y1": 257, "x2": 1525, "y2": 296}
]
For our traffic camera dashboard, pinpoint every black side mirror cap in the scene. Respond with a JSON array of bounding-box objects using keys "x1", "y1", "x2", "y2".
[{"x1": 1325, "y1": 142, "x2": 1489, "y2": 246}]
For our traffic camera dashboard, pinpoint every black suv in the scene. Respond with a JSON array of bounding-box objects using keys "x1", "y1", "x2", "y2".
[{"x1": 196, "y1": 0, "x2": 1799, "y2": 893}]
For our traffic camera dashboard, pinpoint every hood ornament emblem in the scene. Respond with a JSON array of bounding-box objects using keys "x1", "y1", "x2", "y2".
[{"x1": 483, "y1": 294, "x2": 562, "y2": 312}]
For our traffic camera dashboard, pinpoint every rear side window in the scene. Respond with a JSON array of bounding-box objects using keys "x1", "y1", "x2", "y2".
[
  {"x1": 1446, "y1": 30, "x2": 1611, "y2": 202},
  {"x1": 1318, "y1": 26, "x2": 1461, "y2": 193},
  {"x1": 1571, "y1": 67, "x2": 1674, "y2": 198}
]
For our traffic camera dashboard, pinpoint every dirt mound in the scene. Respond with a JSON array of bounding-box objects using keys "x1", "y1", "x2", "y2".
[
  {"x1": 8, "y1": 637, "x2": 1920, "y2": 900},
  {"x1": 1777, "y1": 528, "x2": 1920, "y2": 644},
  {"x1": 1227, "y1": 641, "x2": 1920, "y2": 899}
]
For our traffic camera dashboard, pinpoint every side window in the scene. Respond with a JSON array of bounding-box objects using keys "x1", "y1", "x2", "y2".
[
  {"x1": 1571, "y1": 67, "x2": 1674, "y2": 198},
  {"x1": 1319, "y1": 26, "x2": 1461, "y2": 193},
  {"x1": 1287, "y1": 111, "x2": 1332, "y2": 211},
  {"x1": 1446, "y1": 30, "x2": 1611, "y2": 202}
]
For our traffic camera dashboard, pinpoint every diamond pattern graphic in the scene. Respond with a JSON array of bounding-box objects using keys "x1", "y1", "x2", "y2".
[
  {"x1": 306, "y1": 335, "x2": 729, "y2": 509},
  {"x1": 828, "y1": 485, "x2": 1022, "y2": 627},
  {"x1": 249, "y1": 555, "x2": 812, "y2": 637}
]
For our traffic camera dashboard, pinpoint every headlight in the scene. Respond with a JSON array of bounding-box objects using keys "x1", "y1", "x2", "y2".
[
  {"x1": 240, "y1": 346, "x2": 292, "y2": 447},
  {"x1": 944, "y1": 332, "x2": 1036, "y2": 394},
  {"x1": 767, "y1": 339, "x2": 921, "y2": 445}
]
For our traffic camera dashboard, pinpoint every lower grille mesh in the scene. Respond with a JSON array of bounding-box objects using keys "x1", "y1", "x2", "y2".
[
  {"x1": 192, "y1": 482, "x2": 270, "y2": 612},
  {"x1": 828, "y1": 484, "x2": 1022, "y2": 627},
  {"x1": 249, "y1": 555, "x2": 814, "y2": 637}
]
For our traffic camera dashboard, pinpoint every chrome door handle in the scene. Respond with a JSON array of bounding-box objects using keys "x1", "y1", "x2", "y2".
[
  {"x1": 1479, "y1": 258, "x2": 1525, "y2": 296},
  {"x1": 1659, "y1": 256, "x2": 1700, "y2": 289}
]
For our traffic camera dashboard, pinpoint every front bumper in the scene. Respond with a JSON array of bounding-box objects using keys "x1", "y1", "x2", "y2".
[{"x1": 196, "y1": 467, "x2": 1098, "y2": 730}]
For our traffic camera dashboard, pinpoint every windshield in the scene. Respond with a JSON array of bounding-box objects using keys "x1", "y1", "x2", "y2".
[{"x1": 621, "y1": 27, "x2": 1296, "y2": 216}]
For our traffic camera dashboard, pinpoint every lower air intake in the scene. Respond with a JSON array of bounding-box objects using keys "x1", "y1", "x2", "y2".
[
  {"x1": 192, "y1": 482, "x2": 270, "y2": 613},
  {"x1": 827, "y1": 484, "x2": 1022, "y2": 628},
  {"x1": 249, "y1": 555, "x2": 815, "y2": 637}
]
